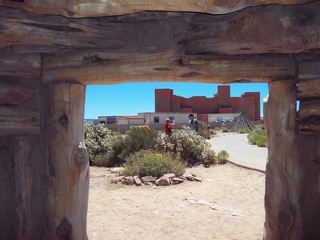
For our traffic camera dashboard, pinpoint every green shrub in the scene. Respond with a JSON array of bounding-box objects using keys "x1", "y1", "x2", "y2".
[
  {"x1": 121, "y1": 126, "x2": 159, "y2": 158},
  {"x1": 94, "y1": 154, "x2": 111, "y2": 167},
  {"x1": 84, "y1": 122, "x2": 114, "y2": 163},
  {"x1": 247, "y1": 130, "x2": 267, "y2": 147},
  {"x1": 105, "y1": 136, "x2": 127, "y2": 167},
  {"x1": 155, "y1": 126, "x2": 216, "y2": 167},
  {"x1": 217, "y1": 150, "x2": 229, "y2": 164},
  {"x1": 256, "y1": 135, "x2": 267, "y2": 147},
  {"x1": 99, "y1": 126, "x2": 160, "y2": 167},
  {"x1": 239, "y1": 128, "x2": 250, "y2": 134},
  {"x1": 123, "y1": 150, "x2": 186, "y2": 178},
  {"x1": 221, "y1": 127, "x2": 229, "y2": 132},
  {"x1": 255, "y1": 124, "x2": 265, "y2": 130},
  {"x1": 198, "y1": 121, "x2": 210, "y2": 138}
]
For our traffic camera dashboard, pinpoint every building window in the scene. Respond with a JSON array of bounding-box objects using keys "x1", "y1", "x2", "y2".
[{"x1": 154, "y1": 116, "x2": 159, "y2": 123}]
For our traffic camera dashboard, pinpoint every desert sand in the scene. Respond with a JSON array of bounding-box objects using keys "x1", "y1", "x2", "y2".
[{"x1": 87, "y1": 163, "x2": 265, "y2": 240}]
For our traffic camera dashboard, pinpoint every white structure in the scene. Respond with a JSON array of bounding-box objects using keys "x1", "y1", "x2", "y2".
[
  {"x1": 137, "y1": 112, "x2": 196, "y2": 124},
  {"x1": 116, "y1": 116, "x2": 145, "y2": 125},
  {"x1": 208, "y1": 113, "x2": 240, "y2": 122}
]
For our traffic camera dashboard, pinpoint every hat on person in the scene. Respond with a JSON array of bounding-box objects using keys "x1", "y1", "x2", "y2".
[
  {"x1": 166, "y1": 118, "x2": 171, "y2": 121},
  {"x1": 188, "y1": 114, "x2": 194, "y2": 117}
]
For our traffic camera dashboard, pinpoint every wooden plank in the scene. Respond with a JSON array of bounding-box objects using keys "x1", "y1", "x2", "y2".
[
  {"x1": 298, "y1": 99, "x2": 320, "y2": 134},
  {"x1": 0, "y1": 107, "x2": 40, "y2": 136},
  {"x1": 297, "y1": 60, "x2": 320, "y2": 100},
  {"x1": 42, "y1": 51, "x2": 295, "y2": 84},
  {"x1": 1, "y1": 3, "x2": 320, "y2": 56},
  {"x1": 0, "y1": 53, "x2": 41, "y2": 78},
  {"x1": 297, "y1": 79, "x2": 320, "y2": 99},
  {"x1": 0, "y1": 82, "x2": 35, "y2": 106},
  {"x1": 0, "y1": 0, "x2": 316, "y2": 17},
  {"x1": 0, "y1": 136, "x2": 47, "y2": 240}
]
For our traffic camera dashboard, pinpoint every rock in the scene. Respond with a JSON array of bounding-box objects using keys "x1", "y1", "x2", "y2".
[
  {"x1": 111, "y1": 167, "x2": 124, "y2": 174},
  {"x1": 133, "y1": 176, "x2": 142, "y2": 186},
  {"x1": 183, "y1": 173, "x2": 194, "y2": 181},
  {"x1": 163, "y1": 173, "x2": 176, "y2": 178},
  {"x1": 140, "y1": 176, "x2": 157, "y2": 183},
  {"x1": 155, "y1": 176, "x2": 171, "y2": 186},
  {"x1": 122, "y1": 176, "x2": 134, "y2": 185},
  {"x1": 178, "y1": 176, "x2": 187, "y2": 180},
  {"x1": 171, "y1": 177, "x2": 184, "y2": 185},
  {"x1": 193, "y1": 177, "x2": 202, "y2": 182},
  {"x1": 111, "y1": 176, "x2": 125, "y2": 183}
]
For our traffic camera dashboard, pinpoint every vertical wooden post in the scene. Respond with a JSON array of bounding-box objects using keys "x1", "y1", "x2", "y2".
[
  {"x1": 45, "y1": 83, "x2": 89, "y2": 240},
  {"x1": 264, "y1": 80, "x2": 302, "y2": 239}
]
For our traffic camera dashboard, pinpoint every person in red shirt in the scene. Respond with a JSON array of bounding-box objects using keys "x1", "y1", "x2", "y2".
[{"x1": 164, "y1": 118, "x2": 175, "y2": 137}]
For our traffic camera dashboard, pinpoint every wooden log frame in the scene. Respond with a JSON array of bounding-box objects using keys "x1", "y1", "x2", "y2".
[
  {"x1": 1, "y1": 0, "x2": 317, "y2": 17},
  {"x1": 1, "y1": 1, "x2": 320, "y2": 240},
  {"x1": 42, "y1": 52, "x2": 296, "y2": 85}
]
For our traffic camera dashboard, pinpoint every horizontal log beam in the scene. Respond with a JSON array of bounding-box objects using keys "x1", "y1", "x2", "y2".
[
  {"x1": 0, "y1": 82, "x2": 35, "y2": 106},
  {"x1": 297, "y1": 79, "x2": 320, "y2": 99},
  {"x1": 298, "y1": 99, "x2": 320, "y2": 134},
  {"x1": 0, "y1": 107, "x2": 40, "y2": 136},
  {"x1": 1, "y1": 2, "x2": 319, "y2": 56},
  {"x1": 297, "y1": 60, "x2": 320, "y2": 99},
  {"x1": 42, "y1": 51, "x2": 295, "y2": 84},
  {"x1": 0, "y1": 0, "x2": 316, "y2": 17},
  {"x1": 0, "y1": 53, "x2": 41, "y2": 78}
]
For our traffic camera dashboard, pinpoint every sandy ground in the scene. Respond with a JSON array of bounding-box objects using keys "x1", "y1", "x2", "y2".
[{"x1": 87, "y1": 163, "x2": 265, "y2": 240}]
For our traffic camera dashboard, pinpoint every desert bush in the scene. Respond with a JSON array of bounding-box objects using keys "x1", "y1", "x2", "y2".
[
  {"x1": 221, "y1": 127, "x2": 230, "y2": 132},
  {"x1": 120, "y1": 126, "x2": 159, "y2": 158},
  {"x1": 123, "y1": 150, "x2": 186, "y2": 178},
  {"x1": 101, "y1": 126, "x2": 160, "y2": 167},
  {"x1": 255, "y1": 124, "x2": 265, "y2": 130},
  {"x1": 93, "y1": 154, "x2": 111, "y2": 167},
  {"x1": 255, "y1": 135, "x2": 267, "y2": 147},
  {"x1": 197, "y1": 121, "x2": 210, "y2": 138},
  {"x1": 84, "y1": 122, "x2": 114, "y2": 163},
  {"x1": 155, "y1": 126, "x2": 216, "y2": 167},
  {"x1": 239, "y1": 128, "x2": 250, "y2": 134},
  {"x1": 247, "y1": 130, "x2": 267, "y2": 147},
  {"x1": 217, "y1": 150, "x2": 229, "y2": 164}
]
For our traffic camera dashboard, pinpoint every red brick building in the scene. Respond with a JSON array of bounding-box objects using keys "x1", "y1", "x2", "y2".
[{"x1": 155, "y1": 85, "x2": 260, "y2": 122}]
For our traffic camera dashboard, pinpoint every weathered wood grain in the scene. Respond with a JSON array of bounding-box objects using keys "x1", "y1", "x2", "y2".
[
  {"x1": 264, "y1": 80, "x2": 302, "y2": 239},
  {"x1": 45, "y1": 83, "x2": 89, "y2": 240},
  {"x1": 0, "y1": 82, "x2": 35, "y2": 106},
  {"x1": 0, "y1": 1, "x2": 319, "y2": 239},
  {"x1": 297, "y1": 60, "x2": 320, "y2": 99},
  {"x1": 298, "y1": 99, "x2": 320, "y2": 134},
  {"x1": 0, "y1": 136, "x2": 47, "y2": 240},
  {"x1": 0, "y1": 0, "x2": 316, "y2": 17},
  {"x1": 42, "y1": 51, "x2": 295, "y2": 84},
  {"x1": 0, "y1": 53, "x2": 41, "y2": 78},
  {"x1": 0, "y1": 107, "x2": 40, "y2": 136},
  {"x1": 297, "y1": 79, "x2": 320, "y2": 99},
  {"x1": 1, "y1": 2, "x2": 320, "y2": 56}
]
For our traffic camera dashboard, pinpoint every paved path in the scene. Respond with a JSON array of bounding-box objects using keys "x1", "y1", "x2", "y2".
[{"x1": 207, "y1": 133, "x2": 267, "y2": 172}]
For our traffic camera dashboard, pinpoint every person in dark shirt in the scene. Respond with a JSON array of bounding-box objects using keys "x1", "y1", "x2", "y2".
[{"x1": 188, "y1": 114, "x2": 199, "y2": 132}]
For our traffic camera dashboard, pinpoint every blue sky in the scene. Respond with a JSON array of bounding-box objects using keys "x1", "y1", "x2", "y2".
[{"x1": 85, "y1": 82, "x2": 268, "y2": 119}]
